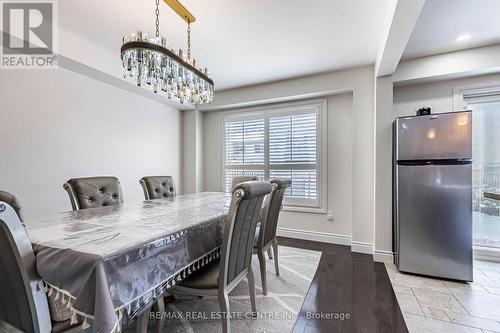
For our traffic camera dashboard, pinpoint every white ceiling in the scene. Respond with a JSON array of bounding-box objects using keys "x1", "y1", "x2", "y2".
[
  {"x1": 403, "y1": 0, "x2": 500, "y2": 60},
  {"x1": 59, "y1": 0, "x2": 389, "y2": 91}
]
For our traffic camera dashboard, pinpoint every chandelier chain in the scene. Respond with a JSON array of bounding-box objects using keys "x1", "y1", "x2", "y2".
[
  {"x1": 187, "y1": 22, "x2": 192, "y2": 60},
  {"x1": 155, "y1": 0, "x2": 160, "y2": 37}
]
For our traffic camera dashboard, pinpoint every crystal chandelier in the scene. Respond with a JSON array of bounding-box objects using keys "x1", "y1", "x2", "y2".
[{"x1": 121, "y1": 0, "x2": 214, "y2": 104}]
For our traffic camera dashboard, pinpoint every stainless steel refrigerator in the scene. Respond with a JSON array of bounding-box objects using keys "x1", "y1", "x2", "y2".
[{"x1": 393, "y1": 111, "x2": 473, "y2": 281}]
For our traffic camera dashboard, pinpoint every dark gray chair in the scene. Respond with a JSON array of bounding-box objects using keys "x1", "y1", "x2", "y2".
[
  {"x1": 254, "y1": 179, "x2": 291, "y2": 295},
  {"x1": 138, "y1": 176, "x2": 176, "y2": 331},
  {"x1": 63, "y1": 177, "x2": 124, "y2": 211},
  {"x1": 174, "y1": 181, "x2": 272, "y2": 333},
  {"x1": 0, "y1": 190, "x2": 24, "y2": 225},
  {"x1": 231, "y1": 175, "x2": 258, "y2": 190},
  {"x1": 0, "y1": 191, "x2": 87, "y2": 333},
  {"x1": 139, "y1": 176, "x2": 176, "y2": 200}
]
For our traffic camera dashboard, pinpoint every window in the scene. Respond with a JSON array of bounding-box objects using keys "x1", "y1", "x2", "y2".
[
  {"x1": 223, "y1": 100, "x2": 326, "y2": 211},
  {"x1": 224, "y1": 118, "x2": 266, "y2": 191}
]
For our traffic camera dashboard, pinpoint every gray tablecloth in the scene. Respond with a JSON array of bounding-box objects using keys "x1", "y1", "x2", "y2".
[{"x1": 26, "y1": 192, "x2": 229, "y2": 333}]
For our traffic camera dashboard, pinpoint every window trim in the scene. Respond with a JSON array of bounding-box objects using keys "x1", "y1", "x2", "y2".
[
  {"x1": 221, "y1": 98, "x2": 327, "y2": 214},
  {"x1": 454, "y1": 82, "x2": 500, "y2": 111}
]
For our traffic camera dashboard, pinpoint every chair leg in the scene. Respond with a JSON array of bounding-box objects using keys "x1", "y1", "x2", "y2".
[
  {"x1": 267, "y1": 248, "x2": 273, "y2": 259},
  {"x1": 219, "y1": 292, "x2": 231, "y2": 333},
  {"x1": 257, "y1": 251, "x2": 268, "y2": 295},
  {"x1": 136, "y1": 306, "x2": 151, "y2": 333},
  {"x1": 153, "y1": 298, "x2": 166, "y2": 333},
  {"x1": 272, "y1": 238, "x2": 279, "y2": 276},
  {"x1": 247, "y1": 267, "x2": 257, "y2": 315}
]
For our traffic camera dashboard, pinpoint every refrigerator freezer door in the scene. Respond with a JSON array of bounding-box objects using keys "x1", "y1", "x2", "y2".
[
  {"x1": 396, "y1": 111, "x2": 472, "y2": 161},
  {"x1": 397, "y1": 163, "x2": 473, "y2": 281}
]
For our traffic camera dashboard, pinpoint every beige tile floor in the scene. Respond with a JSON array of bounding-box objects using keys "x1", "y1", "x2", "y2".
[{"x1": 386, "y1": 260, "x2": 500, "y2": 333}]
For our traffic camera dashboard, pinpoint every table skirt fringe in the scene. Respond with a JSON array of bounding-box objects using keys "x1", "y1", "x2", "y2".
[{"x1": 43, "y1": 246, "x2": 221, "y2": 333}]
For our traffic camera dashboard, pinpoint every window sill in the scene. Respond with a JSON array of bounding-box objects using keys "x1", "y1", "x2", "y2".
[{"x1": 283, "y1": 205, "x2": 326, "y2": 214}]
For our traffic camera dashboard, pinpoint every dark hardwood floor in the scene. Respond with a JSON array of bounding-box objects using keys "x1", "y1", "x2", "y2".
[{"x1": 277, "y1": 237, "x2": 408, "y2": 333}]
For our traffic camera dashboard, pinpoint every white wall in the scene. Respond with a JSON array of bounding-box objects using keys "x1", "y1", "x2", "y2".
[
  {"x1": 393, "y1": 44, "x2": 500, "y2": 86},
  {"x1": 200, "y1": 66, "x2": 376, "y2": 250},
  {"x1": 203, "y1": 94, "x2": 354, "y2": 241},
  {"x1": 203, "y1": 111, "x2": 223, "y2": 192},
  {"x1": 182, "y1": 110, "x2": 196, "y2": 193},
  {"x1": 374, "y1": 75, "x2": 394, "y2": 262},
  {"x1": 196, "y1": 111, "x2": 204, "y2": 193},
  {"x1": 0, "y1": 68, "x2": 181, "y2": 219},
  {"x1": 181, "y1": 109, "x2": 204, "y2": 194},
  {"x1": 394, "y1": 73, "x2": 500, "y2": 116}
]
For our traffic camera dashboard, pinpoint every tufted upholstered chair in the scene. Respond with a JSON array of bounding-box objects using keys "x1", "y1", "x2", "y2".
[
  {"x1": 231, "y1": 175, "x2": 258, "y2": 191},
  {"x1": 175, "y1": 181, "x2": 272, "y2": 333},
  {"x1": 63, "y1": 177, "x2": 124, "y2": 211},
  {"x1": 139, "y1": 176, "x2": 176, "y2": 200},
  {"x1": 0, "y1": 191, "x2": 89, "y2": 333},
  {"x1": 253, "y1": 179, "x2": 291, "y2": 295}
]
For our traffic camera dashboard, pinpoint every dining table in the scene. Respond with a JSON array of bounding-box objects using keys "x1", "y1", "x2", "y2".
[{"x1": 25, "y1": 192, "x2": 230, "y2": 333}]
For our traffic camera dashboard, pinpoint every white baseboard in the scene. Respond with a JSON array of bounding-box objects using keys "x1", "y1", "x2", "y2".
[
  {"x1": 277, "y1": 227, "x2": 351, "y2": 246},
  {"x1": 373, "y1": 249, "x2": 394, "y2": 263},
  {"x1": 277, "y1": 227, "x2": 393, "y2": 263},
  {"x1": 351, "y1": 241, "x2": 373, "y2": 254}
]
